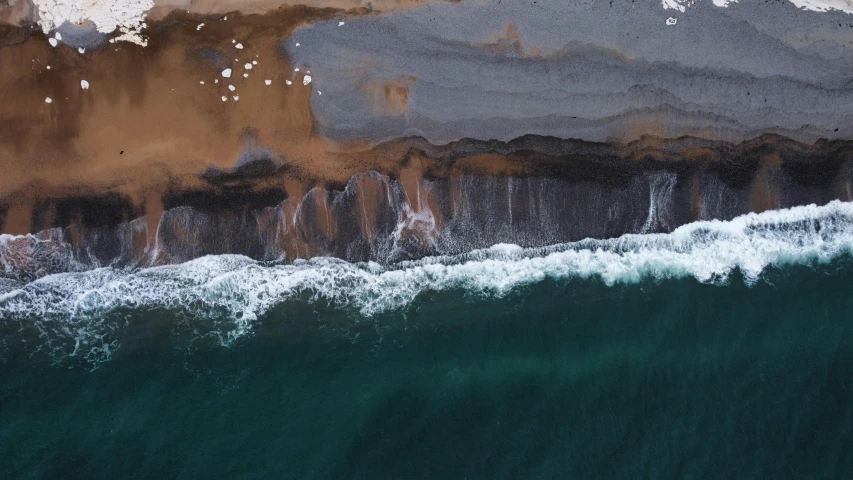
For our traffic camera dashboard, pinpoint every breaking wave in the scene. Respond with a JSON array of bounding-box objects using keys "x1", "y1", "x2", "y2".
[{"x1": 2, "y1": 200, "x2": 853, "y2": 364}]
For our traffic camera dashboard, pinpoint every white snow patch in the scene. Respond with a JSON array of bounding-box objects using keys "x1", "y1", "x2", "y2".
[
  {"x1": 789, "y1": 0, "x2": 853, "y2": 13},
  {"x1": 232, "y1": 95, "x2": 239, "y2": 101},
  {"x1": 264, "y1": 79, "x2": 272, "y2": 85},
  {"x1": 666, "y1": 17, "x2": 677, "y2": 25},
  {"x1": 199, "y1": 80, "x2": 205, "y2": 85},
  {"x1": 235, "y1": 43, "x2": 243, "y2": 49},
  {"x1": 221, "y1": 68, "x2": 232, "y2": 78},
  {"x1": 80, "y1": 79, "x2": 89, "y2": 89},
  {"x1": 32, "y1": 0, "x2": 154, "y2": 46},
  {"x1": 48, "y1": 37, "x2": 57, "y2": 47},
  {"x1": 77, "y1": 47, "x2": 85, "y2": 53},
  {"x1": 285, "y1": 80, "x2": 292, "y2": 85},
  {"x1": 661, "y1": 0, "x2": 690, "y2": 12},
  {"x1": 338, "y1": 21, "x2": 345, "y2": 26},
  {"x1": 295, "y1": 42, "x2": 300, "y2": 46},
  {"x1": 45, "y1": 97, "x2": 52, "y2": 103},
  {"x1": 252, "y1": 60, "x2": 257, "y2": 65},
  {"x1": 302, "y1": 75, "x2": 312, "y2": 85},
  {"x1": 197, "y1": 23, "x2": 204, "y2": 30},
  {"x1": 664, "y1": 0, "x2": 852, "y2": 13},
  {"x1": 228, "y1": 84, "x2": 235, "y2": 91},
  {"x1": 244, "y1": 62, "x2": 252, "y2": 70},
  {"x1": 112, "y1": 26, "x2": 149, "y2": 46},
  {"x1": 221, "y1": 95, "x2": 227, "y2": 102},
  {"x1": 242, "y1": 73, "x2": 248, "y2": 78}
]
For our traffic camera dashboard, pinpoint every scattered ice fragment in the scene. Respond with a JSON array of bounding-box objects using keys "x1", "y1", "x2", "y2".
[
  {"x1": 294, "y1": 67, "x2": 300, "y2": 72},
  {"x1": 54, "y1": 32, "x2": 62, "y2": 41},
  {"x1": 80, "y1": 80, "x2": 89, "y2": 89},
  {"x1": 78, "y1": 47, "x2": 85, "y2": 54},
  {"x1": 46, "y1": 65, "x2": 51, "y2": 70},
  {"x1": 48, "y1": 38, "x2": 58, "y2": 47},
  {"x1": 222, "y1": 96, "x2": 227, "y2": 101},
  {"x1": 307, "y1": 70, "x2": 311, "y2": 74},
  {"x1": 666, "y1": 17, "x2": 677, "y2": 25},
  {"x1": 295, "y1": 42, "x2": 300, "y2": 46},
  {"x1": 228, "y1": 84, "x2": 236, "y2": 91},
  {"x1": 232, "y1": 95, "x2": 239, "y2": 101},
  {"x1": 215, "y1": 79, "x2": 219, "y2": 84},
  {"x1": 222, "y1": 68, "x2": 232, "y2": 78},
  {"x1": 244, "y1": 63, "x2": 252, "y2": 70},
  {"x1": 303, "y1": 75, "x2": 312, "y2": 85},
  {"x1": 45, "y1": 97, "x2": 52, "y2": 103},
  {"x1": 243, "y1": 73, "x2": 248, "y2": 78},
  {"x1": 285, "y1": 80, "x2": 292, "y2": 85},
  {"x1": 200, "y1": 80, "x2": 205, "y2": 84},
  {"x1": 318, "y1": 91, "x2": 322, "y2": 95},
  {"x1": 197, "y1": 23, "x2": 204, "y2": 30},
  {"x1": 661, "y1": 0, "x2": 686, "y2": 12},
  {"x1": 235, "y1": 43, "x2": 243, "y2": 49},
  {"x1": 252, "y1": 60, "x2": 257, "y2": 65},
  {"x1": 265, "y1": 79, "x2": 272, "y2": 85},
  {"x1": 338, "y1": 21, "x2": 345, "y2": 26},
  {"x1": 223, "y1": 15, "x2": 227, "y2": 20}
]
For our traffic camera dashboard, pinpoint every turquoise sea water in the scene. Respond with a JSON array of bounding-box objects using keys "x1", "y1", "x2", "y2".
[
  {"x1": 3, "y1": 202, "x2": 853, "y2": 478},
  {"x1": 2, "y1": 258, "x2": 853, "y2": 479}
]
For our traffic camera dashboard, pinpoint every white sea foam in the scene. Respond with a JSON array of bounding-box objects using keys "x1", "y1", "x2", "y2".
[{"x1": 3, "y1": 201, "x2": 853, "y2": 362}]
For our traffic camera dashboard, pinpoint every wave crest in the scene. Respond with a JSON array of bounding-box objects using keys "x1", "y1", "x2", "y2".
[{"x1": 2, "y1": 201, "x2": 853, "y2": 363}]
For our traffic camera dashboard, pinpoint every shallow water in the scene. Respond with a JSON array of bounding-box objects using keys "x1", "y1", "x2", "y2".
[
  {"x1": 2, "y1": 203, "x2": 853, "y2": 478},
  {"x1": 1, "y1": 261, "x2": 852, "y2": 478}
]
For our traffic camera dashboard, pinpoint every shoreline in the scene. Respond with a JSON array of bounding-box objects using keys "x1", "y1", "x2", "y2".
[{"x1": 3, "y1": 1, "x2": 853, "y2": 275}]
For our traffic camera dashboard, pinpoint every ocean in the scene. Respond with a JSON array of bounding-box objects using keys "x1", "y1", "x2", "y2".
[{"x1": 2, "y1": 201, "x2": 853, "y2": 478}]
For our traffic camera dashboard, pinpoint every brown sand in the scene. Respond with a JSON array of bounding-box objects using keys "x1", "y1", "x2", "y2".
[
  {"x1": 0, "y1": 8, "x2": 384, "y2": 233},
  {"x1": 2, "y1": 6, "x2": 852, "y2": 237},
  {"x1": 365, "y1": 75, "x2": 417, "y2": 116}
]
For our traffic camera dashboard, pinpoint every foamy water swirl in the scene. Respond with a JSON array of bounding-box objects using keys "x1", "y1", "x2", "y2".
[{"x1": 2, "y1": 200, "x2": 853, "y2": 363}]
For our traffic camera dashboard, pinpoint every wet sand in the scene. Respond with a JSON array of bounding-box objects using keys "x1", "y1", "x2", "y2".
[{"x1": 1, "y1": 1, "x2": 852, "y2": 252}]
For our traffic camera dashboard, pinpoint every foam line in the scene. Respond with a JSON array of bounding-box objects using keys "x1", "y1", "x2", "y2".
[{"x1": 2, "y1": 201, "x2": 853, "y2": 361}]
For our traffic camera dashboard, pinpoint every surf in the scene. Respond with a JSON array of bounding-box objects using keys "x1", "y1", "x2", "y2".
[{"x1": 2, "y1": 199, "x2": 853, "y2": 334}]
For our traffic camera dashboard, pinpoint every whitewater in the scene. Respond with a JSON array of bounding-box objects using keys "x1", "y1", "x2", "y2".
[{"x1": 1, "y1": 200, "x2": 852, "y2": 349}]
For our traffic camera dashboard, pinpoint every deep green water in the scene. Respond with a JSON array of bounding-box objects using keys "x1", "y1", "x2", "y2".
[{"x1": 2, "y1": 261, "x2": 853, "y2": 479}]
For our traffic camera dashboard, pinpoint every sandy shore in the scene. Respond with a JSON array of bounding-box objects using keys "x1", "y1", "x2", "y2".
[{"x1": 2, "y1": 0, "x2": 853, "y2": 239}]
